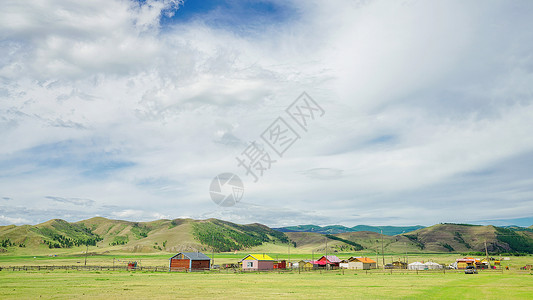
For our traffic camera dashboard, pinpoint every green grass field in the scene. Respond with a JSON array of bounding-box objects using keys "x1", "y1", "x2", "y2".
[
  {"x1": 1, "y1": 252, "x2": 532, "y2": 299},
  {"x1": 2, "y1": 252, "x2": 532, "y2": 270},
  {"x1": 1, "y1": 269, "x2": 532, "y2": 299}
]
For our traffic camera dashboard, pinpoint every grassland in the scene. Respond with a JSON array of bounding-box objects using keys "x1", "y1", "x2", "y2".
[
  {"x1": 2, "y1": 252, "x2": 533, "y2": 270},
  {"x1": 1, "y1": 269, "x2": 532, "y2": 299},
  {"x1": 1, "y1": 252, "x2": 532, "y2": 299}
]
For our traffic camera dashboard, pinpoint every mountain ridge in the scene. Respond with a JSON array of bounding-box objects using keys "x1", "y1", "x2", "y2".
[
  {"x1": 1, "y1": 218, "x2": 533, "y2": 255},
  {"x1": 274, "y1": 224, "x2": 425, "y2": 235}
]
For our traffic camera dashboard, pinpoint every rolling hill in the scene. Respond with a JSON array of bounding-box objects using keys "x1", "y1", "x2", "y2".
[
  {"x1": 1, "y1": 219, "x2": 533, "y2": 255},
  {"x1": 0, "y1": 217, "x2": 291, "y2": 255}
]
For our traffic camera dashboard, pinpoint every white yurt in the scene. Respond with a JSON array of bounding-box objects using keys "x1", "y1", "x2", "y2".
[
  {"x1": 408, "y1": 261, "x2": 428, "y2": 270},
  {"x1": 425, "y1": 261, "x2": 443, "y2": 269}
]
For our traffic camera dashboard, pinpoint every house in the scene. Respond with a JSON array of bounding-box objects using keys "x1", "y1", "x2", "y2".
[
  {"x1": 345, "y1": 257, "x2": 377, "y2": 270},
  {"x1": 455, "y1": 257, "x2": 478, "y2": 269},
  {"x1": 313, "y1": 255, "x2": 341, "y2": 268},
  {"x1": 339, "y1": 260, "x2": 350, "y2": 269},
  {"x1": 386, "y1": 261, "x2": 407, "y2": 269},
  {"x1": 169, "y1": 252, "x2": 211, "y2": 271},
  {"x1": 298, "y1": 260, "x2": 314, "y2": 270},
  {"x1": 274, "y1": 260, "x2": 287, "y2": 269},
  {"x1": 240, "y1": 254, "x2": 275, "y2": 271}
]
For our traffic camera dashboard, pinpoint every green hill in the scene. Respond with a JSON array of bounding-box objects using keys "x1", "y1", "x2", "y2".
[
  {"x1": 0, "y1": 217, "x2": 291, "y2": 255},
  {"x1": 1, "y1": 219, "x2": 533, "y2": 256},
  {"x1": 400, "y1": 223, "x2": 533, "y2": 253}
]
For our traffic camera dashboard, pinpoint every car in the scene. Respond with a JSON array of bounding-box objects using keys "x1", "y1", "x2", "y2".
[{"x1": 465, "y1": 266, "x2": 478, "y2": 274}]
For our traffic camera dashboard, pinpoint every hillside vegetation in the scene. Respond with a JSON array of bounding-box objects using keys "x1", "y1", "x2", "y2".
[
  {"x1": 191, "y1": 219, "x2": 289, "y2": 252},
  {"x1": 1, "y1": 219, "x2": 532, "y2": 255}
]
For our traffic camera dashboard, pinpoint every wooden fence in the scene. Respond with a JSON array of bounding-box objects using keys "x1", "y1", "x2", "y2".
[
  {"x1": 1, "y1": 265, "x2": 529, "y2": 275},
  {"x1": 0, "y1": 265, "x2": 169, "y2": 272}
]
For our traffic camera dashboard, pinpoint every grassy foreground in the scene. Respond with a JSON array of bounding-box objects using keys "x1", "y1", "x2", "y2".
[{"x1": 1, "y1": 270, "x2": 532, "y2": 299}]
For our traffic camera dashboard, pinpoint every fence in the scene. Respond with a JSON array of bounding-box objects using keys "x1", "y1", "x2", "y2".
[
  {"x1": 0, "y1": 265, "x2": 169, "y2": 272},
  {"x1": 1, "y1": 265, "x2": 529, "y2": 275}
]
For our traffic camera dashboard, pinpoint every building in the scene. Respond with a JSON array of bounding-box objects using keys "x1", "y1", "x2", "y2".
[
  {"x1": 342, "y1": 257, "x2": 377, "y2": 270},
  {"x1": 455, "y1": 258, "x2": 478, "y2": 269},
  {"x1": 169, "y1": 252, "x2": 211, "y2": 271},
  {"x1": 386, "y1": 261, "x2": 407, "y2": 269},
  {"x1": 274, "y1": 260, "x2": 287, "y2": 269},
  {"x1": 298, "y1": 260, "x2": 314, "y2": 271},
  {"x1": 339, "y1": 260, "x2": 350, "y2": 269},
  {"x1": 425, "y1": 261, "x2": 443, "y2": 269},
  {"x1": 408, "y1": 262, "x2": 427, "y2": 270},
  {"x1": 314, "y1": 255, "x2": 341, "y2": 268},
  {"x1": 240, "y1": 254, "x2": 275, "y2": 271}
]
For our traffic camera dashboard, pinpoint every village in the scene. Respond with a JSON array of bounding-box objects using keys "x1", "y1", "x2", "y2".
[{"x1": 167, "y1": 252, "x2": 515, "y2": 273}]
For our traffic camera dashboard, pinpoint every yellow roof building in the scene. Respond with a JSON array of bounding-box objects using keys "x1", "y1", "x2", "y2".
[{"x1": 240, "y1": 254, "x2": 275, "y2": 261}]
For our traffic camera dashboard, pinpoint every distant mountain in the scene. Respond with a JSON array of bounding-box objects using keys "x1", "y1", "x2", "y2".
[
  {"x1": 274, "y1": 224, "x2": 425, "y2": 235},
  {"x1": 399, "y1": 223, "x2": 533, "y2": 253}
]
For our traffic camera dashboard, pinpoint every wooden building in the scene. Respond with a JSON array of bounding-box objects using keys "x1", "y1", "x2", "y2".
[
  {"x1": 456, "y1": 258, "x2": 477, "y2": 269},
  {"x1": 341, "y1": 257, "x2": 377, "y2": 270},
  {"x1": 169, "y1": 252, "x2": 211, "y2": 271},
  {"x1": 314, "y1": 255, "x2": 341, "y2": 268},
  {"x1": 274, "y1": 260, "x2": 287, "y2": 269},
  {"x1": 240, "y1": 254, "x2": 275, "y2": 271},
  {"x1": 298, "y1": 260, "x2": 314, "y2": 270}
]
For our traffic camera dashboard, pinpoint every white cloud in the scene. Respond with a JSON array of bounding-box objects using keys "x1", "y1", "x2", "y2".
[
  {"x1": 0, "y1": 215, "x2": 30, "y2": 225},
  {"x1": 111, "y1": 209, "x2": 170, "y2": 221},
  {"x1": 0, "y1": 0, "x2": 532, "y2": 226}
]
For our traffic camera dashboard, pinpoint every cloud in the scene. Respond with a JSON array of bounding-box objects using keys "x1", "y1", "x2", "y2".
[
  {"x1": 301, "y1": 168, "x2": 343, "y2": 180},
  {"x1": 111, "y1": 209, "x2": 171, "y2": 221},
  {"x1": 0, "y1": 215, "x2": 30, "y2": 225},
  {"x1": 0, "y1": 0, "x2": 532, "y2": 227},
  {"x1": 45, "y1": 196, "x2": 95, "y2": 206}
]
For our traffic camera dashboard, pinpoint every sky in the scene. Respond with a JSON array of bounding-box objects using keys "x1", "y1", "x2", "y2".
[{"x1": 1, "y1": 0, "x2": 533, "y2": 227}]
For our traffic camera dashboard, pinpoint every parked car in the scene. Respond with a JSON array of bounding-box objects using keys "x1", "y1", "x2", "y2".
[{"x1": 465, "y1": 266, "x2": 478, "y2": 274}]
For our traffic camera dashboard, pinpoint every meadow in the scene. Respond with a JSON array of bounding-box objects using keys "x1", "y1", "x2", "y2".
[
  {"x1": 2, "y1": 251, "x2": 533, "y2": 270},
  {"x1": 1, "y1": 269, "x2": 532, "y2": 299},
  {"x1": 1, "y1": 252, "x2": 532, "y2": 299}
]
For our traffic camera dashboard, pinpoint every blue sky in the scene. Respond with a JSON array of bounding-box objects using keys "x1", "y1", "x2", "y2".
[
  {"x1": 160, "y1": 0, "x2": 294, "y2": 29},
  {"x1": 1, "y1": 0, "x2": 533, "y2": 227}
]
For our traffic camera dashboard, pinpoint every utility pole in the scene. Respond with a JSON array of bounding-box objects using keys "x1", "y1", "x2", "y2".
[
  {"x1": 376, "y1": 245, "x2": 379, "y2": 269},
  {"x1": 288, "y1": 239, "x2": 291, "y2": 266},
  {"x1": 381, "y1": 230, "x2": 385, "y2": 269},
  {"x1": 405, "y1": 242, "x2": 408, "y2": 265},
  {"x1": 212, "y1": 246, "x2": 215, "y2": 269},
  {"x1": 484, "y1": 240, "x2": 489, "y2": 262},
  {"x1": 211, "y1": 232, "x2": 215, "y2": 268},
  {"x1": 325, "y1": 236, "x2": 329, "y2": 270},
  {"x1": 401, "y1": 231, "x2": 407, "y2": 264},
  {"x1": 84, "y1": 244, "x2": 89, "y2": 266}
]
